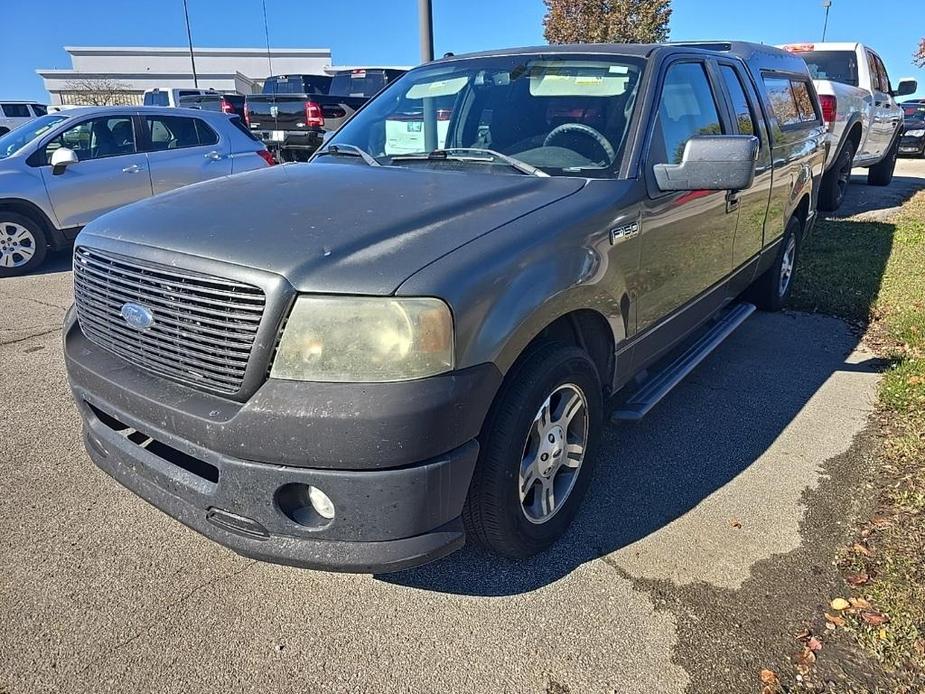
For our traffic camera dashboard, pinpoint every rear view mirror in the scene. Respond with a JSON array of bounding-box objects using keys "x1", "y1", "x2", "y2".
[
  {"x1": 50, "y1": 147, "x2": 79, "y2": 174},
  {"x1": 653, "y1": 135, "x2": 758, "y2": 192},
  {"x1": 894, "y1": 78, "x2": 918, "y2": 97}
]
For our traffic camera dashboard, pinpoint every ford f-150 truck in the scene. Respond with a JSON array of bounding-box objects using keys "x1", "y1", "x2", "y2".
[
  {"x1": 780, "y1": 42, "x2": 917, "y2": 211},
  {"x1": 65, "y1": 42, "x2": 825, "y2": 573},
  {"x1": 245, "y1": 70, "x2": 405, "y2": 161}
]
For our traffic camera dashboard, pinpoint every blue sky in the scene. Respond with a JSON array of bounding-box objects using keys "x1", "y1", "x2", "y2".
[{"x1": 3, "y1": 0, "x2": 924, "y2": 102}]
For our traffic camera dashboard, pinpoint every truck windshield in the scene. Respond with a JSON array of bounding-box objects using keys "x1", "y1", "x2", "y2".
[
  {"x1": 800, "y1": 51, "x2": 859, "y2": 87},
  {"x1": 326, "y1": 55, "x2": 644, "y2": 178},
  {"x1": 0, "y1": 114, "x2": 68, "y2": 159}
]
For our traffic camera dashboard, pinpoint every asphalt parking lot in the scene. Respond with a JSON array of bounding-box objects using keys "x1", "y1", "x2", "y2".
[{"x1": 1, "y1": 158, "x2": 923, "y2": 693}]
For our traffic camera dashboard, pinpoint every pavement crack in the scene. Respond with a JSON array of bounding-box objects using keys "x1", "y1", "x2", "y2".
[
  {"x1": 9, "y1": 295, "x2": 70, "y2": 312},
  {"x1": 0, "y1": 326, "x2": 61, "y2": 346},
  {"x1": 78, "y1": 560, "x2": 257, "y2": 675}
]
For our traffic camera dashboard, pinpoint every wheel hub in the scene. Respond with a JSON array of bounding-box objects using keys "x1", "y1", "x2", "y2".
[{"x1": 538, "y1": 425, "x2": 565, "y2": 476}]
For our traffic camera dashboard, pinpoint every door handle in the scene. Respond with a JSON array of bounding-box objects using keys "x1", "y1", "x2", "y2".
[
  {"x1": 204, "y1": 151, "x2": 223, "y2": 161},
  {"x1": 725, "y1": 191, "x2": 740, "y2": 214},
  {"x1": 122, "y1": 164, "x2": 142, "y2": 174}
]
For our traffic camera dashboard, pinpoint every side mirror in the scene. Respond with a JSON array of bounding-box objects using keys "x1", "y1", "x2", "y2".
[
  {"x1": 653, "y1": 135, "x2": 759, "y2": 192},
  {"x1": 50, "y1": 147, "x2": 79, "y2": 174},
  {"x1": 894, "y1": 78, "x2": 918, "y2": 97}
]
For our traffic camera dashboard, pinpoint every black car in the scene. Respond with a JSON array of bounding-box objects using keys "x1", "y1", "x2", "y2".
[
  {"x1": 178, "y1": 93, "x2": 246, "y2": 118},
  {"x1": 900, "y1": 103, "x2": 925, "y2": 156}
]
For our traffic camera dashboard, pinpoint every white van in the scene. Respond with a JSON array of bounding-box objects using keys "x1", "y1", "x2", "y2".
[{"x1": 142, "y1": 88, "x2": 213, "y2": 108}]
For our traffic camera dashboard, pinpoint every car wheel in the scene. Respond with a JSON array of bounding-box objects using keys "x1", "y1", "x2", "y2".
[
  {"x1": 747, "y1": 216, "x2": 800, "y2": 312},
  {"x1": 463, "y1": 341, "x2": 602, "y2": 559},
  {"x1": 868, "y1": 138, "x2": 898, "y2": 186},
  {"x1": 818, "y1": 140, "x2": 856, "y2": 212},
  {"x1": 0, "y1": 212, "x2": 48, "y2": 277}
]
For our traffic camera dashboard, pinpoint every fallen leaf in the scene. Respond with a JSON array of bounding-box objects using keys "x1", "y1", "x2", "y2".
[
  {"x1": 852, "y1": 543, "x2": 873, "y2": 557},
  {"x1": 862, "y1": 611, "x2": 889, "y2": 626},
  {"x1": 760, "y1": 668, "x2": 779, "y2": 685},
  {"x1": 793, "y1": 647, "x2": 816, "y2": 674},
  {"x1": 795, "y1": 627, "x2": 812, "y2": 641},
  {"x1": 879, "y1": 628, "x2": 889, "y2": 640},
  {"x1": 849, "y1": 597, "x2": 872, "y2": 610},
  {"x1": 830, "y1": 597, "x2": 850, "y2": 611},
  {"x1": 825, "y1": 622, "x2": 837, "y2": 631},
  {"x1": 846, "y1": 573, "x2": 870, "y2": 586},
  {"x1": 729, "y1": 517, "x2": 742, "y2": 529},
  {"x1": 825, "y1": 612, "x2": 846, "y2": 627},
  {"x1": 807, "y1": 636, "x2": 823, "y2": 652}
]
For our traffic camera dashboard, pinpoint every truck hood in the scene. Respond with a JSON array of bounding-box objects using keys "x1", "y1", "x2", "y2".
[{"x1": 79, "y1": 162, "x2": 586, "y2": 294}]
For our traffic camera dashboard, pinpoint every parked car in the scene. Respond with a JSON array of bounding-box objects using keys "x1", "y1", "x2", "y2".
[
  {"x1": 64, "y1": 41, "x2": 824, "y2": 573},
  {"x1": 900, "y1": 102, "x2": 925, "y2": 156},
  {"x1": 0, "y1": 106, "x2": 275, "y2": 276},
  {"x1": 178, "y1": 92, "x2": 246, "y2": 117},
  {"x1": 142, "y1": 88, "x2": 213, "y2": 108},
  {"x1": 0, "y1": 101, "x2": 47, "y2": 135},
  {"x1": 245, "y1": 69, "x2": 405, "y2": 161},
  {"x1": 780, "y1": 42, "x2": 917, "y2": 211}
]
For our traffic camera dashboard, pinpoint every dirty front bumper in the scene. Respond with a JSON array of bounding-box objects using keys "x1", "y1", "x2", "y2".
[{"x1": 64, "y1": 309, "x2": 501, "y2": 573}]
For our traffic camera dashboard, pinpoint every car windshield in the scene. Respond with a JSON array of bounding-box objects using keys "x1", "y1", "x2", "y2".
[
  {"x1": 799, "y1": 50, "x2": 859, "y2": 87},
  {"x1": 0, "y1": 114, "x2": 68, "y2": 159},
  {"x1": 326, "y1": 54, "x2": 645, "y2": 178}
]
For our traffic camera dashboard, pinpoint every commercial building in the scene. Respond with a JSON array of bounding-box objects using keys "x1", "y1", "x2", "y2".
[{"x1": 37, "y1": 46, "x2": 334, "y2": 105}]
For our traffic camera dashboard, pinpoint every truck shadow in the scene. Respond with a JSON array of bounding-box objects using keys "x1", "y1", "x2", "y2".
[
  {"x1": 828, "y1": 172, "x2": 925, "y2": 219},
  {"x1": 379, "y1": 220, "x2": 895, "y2": 597}
]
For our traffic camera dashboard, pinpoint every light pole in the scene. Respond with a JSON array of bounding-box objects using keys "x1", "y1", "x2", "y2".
[
  {"x1": 418, "y1": 0, "x2": 436, "y2": 150},
  {"x1": 182, "y1": 0, "x2": 199, "y2": 87},
  {"x1": 821, "y1": 0, "x2": 832, "y2": 42}
]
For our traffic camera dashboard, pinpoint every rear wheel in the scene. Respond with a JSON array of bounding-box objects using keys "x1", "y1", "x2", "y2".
[
  {"x1": 818, "y1": 140, "x2": 856, "y2": 212},
  {"x1": 463, "y1": 342, "x2": 603, "y2": 559},
  {"x1": 0, "y1": 212, "x2": 47, "y2": 277},
  {"x1": 868, "y1": 137, "x2": 899, "y2": 186},
  {"x1": 747, "y1": 216, "x2": 800, "y2": 312}
]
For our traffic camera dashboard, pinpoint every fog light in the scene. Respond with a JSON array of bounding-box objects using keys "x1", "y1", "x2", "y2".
[{"x1": 308, "y1": 486, "x2": 335, "y2": 519}]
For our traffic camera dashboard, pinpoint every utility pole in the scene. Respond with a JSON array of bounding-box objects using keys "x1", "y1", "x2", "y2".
[
  {"x1": 418, "y1": 0, "x2": 434, "y2": 63},
  {"x1": 182, "y1": 0, "x2": 199, "y2": 88},
  {"x1": 821, "y1": 0, "x2": 832, "y2": 42},
  {"x1": 418, "y1": 0, "x2": 436, "y2": 151}
]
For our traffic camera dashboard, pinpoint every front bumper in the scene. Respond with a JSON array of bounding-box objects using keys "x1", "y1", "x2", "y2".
[{"x1": 64, "y1": 309, "x2": 501, "y2": 572}]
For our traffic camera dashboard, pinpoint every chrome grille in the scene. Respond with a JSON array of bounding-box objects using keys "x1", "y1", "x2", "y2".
[{"x1": 73, "y1": 246, "x2": 266, "y2": 394}]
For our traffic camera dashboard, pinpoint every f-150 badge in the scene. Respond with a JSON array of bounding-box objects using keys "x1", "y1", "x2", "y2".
[{"x1": 609, "y1": 222, "x2": 639, "y2": 244}]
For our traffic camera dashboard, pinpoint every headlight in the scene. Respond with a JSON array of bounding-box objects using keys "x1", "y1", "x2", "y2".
[
  {"x1": 270, "y1": 295, "x2": 454, "y2": 382},
  {"x1": 906, "y1": 129, "x2": 925, "y2": 137}
]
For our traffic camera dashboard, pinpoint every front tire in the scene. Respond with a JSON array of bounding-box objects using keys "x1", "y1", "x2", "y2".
[
  {"x1": 463, "y1": 342, "x2": 603, "y2": 559},
  {"x1": 747, "y1": 216, "x2": 800, "y2": 312},
  {"x1": 818, "y1": 140, "x2": 856, "y2": 212},
  {"x1": 868, "y1": 137, "x2": 899, "y2": 186},
  {"x1": 0, "y1": 212, "x2": 48, "y2": 277}
]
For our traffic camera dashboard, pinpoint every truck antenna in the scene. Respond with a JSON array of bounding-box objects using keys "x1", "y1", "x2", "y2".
[{"x1": 262, "y1": 0, "x2": 274, "y2": 85}]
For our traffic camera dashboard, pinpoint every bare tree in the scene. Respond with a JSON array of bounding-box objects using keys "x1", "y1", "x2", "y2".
[
  {"x1": 62, "y1": 77, "x2": 134, "y2": 106},
  {"x1": 915, "y1": 38, "x2": 925, "y2": 68},
  {"x1": 543, "y1": 0, "x2": 672, "y2": 44}
]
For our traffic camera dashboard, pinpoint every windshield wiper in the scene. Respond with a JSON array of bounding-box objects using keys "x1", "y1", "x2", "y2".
[
  {"x1": 390, "y1": 148, "x2": 548, "y2": 177},
  {"x1": 314, "y1": 143, "x2": 380, "y2": 167}
]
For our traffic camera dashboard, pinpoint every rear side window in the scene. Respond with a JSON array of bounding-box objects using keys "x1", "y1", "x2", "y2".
[
  {"x1": 229, "y1": 116, "x2": 262, "y2": 142},
  {"x1": 763, "y1": 76, "x2": 801, "y2": 127},
  {"x1": 2, "y1": 104, "x2": 31, "y2": 117},
  {"x1": 143, "y1": 115, "x2": 217, "y2": 151},
  {"x1": 330, "y1": 71, "x2": 388, "y2": 98},
  {"x1": 653, "y1": 62, "x2": 723, "y2": 165},
  {"x1": 719, "y1": 66, "x2": 756, "y2": 136},
  {"x1": 790, "y1": 80, "x2": 819, "y2": 122},
  {"x1": 31, "y1": 104, "x2": 47, "y2": 116}
]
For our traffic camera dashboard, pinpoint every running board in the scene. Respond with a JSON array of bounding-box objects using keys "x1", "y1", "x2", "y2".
[{"x1": 611, "y1": 302, "x2": 756, "y2": 422}]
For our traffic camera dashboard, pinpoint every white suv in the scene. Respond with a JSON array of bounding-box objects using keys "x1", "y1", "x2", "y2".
[
  {"x1": 0, "y1": 102, "x2": 47, "y2": 135},
  {"x1": 781, "y1": 43, "x2": 917, "y2": 211}
]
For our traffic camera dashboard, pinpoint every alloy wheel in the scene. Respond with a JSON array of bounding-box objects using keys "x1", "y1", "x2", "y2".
[{"x1": 0, "y1": 223, "x2": 37, "y2": 269}]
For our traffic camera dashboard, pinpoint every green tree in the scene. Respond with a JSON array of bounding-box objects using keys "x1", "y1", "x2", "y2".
[{"x1": 543, "y1": 0, "x2": 672, "y2": 44}]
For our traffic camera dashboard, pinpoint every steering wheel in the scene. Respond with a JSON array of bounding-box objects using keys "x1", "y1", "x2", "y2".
[{"x1": 543, "y1": 123, "x2": 616, "y2": 165}]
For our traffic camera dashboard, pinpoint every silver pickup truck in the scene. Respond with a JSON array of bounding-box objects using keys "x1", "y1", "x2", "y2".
[{"x1": 64, "y1": 41, "x2": 825, "y2": 572}]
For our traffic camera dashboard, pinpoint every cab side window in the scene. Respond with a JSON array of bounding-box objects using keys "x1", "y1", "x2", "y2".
[
  {"x1": 719, "y1": 65, "x2": 756, "y2": 136},
  {"x1": 653, "y1": 62, "x2": 723, "y2": 165},
  {"x1": 143, "y1": 115, "x2": 217, "y2": 151},
  {"x1": 44, "y1": 116, "x2": 136, "y2": 162}
]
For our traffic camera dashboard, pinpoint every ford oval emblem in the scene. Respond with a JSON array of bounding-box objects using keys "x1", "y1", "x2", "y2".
[{"x1": 120, "y1": 302, "x2": 155, "y2": 331}]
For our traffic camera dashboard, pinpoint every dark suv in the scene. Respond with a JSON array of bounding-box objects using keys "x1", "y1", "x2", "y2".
[{"x1": 65, "y1": 42, "x2": 825, "y2": 572}]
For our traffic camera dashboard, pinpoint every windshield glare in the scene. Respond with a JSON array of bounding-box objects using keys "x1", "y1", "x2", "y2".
[
  {"x1": 327, "y1": 55, "x2": 644, "y2": 177},
  {"x1": 0, "y1": 114, "x2": 68, "y2": 160},
  {"x1": 800, "y1": 50, "x2": 859, "y2": 87}
]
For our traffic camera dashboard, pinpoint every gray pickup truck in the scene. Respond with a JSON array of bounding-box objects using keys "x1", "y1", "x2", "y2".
[{"x1": 64, "y1": 42, "x2": 825, "y2": 572}]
